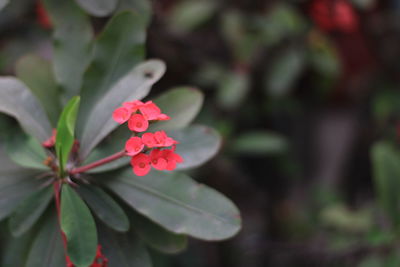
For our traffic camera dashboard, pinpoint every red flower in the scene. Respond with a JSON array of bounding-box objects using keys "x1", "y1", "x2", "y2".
[
  {"x1": 128, "y1": 114, "x2": 149, "y2": 132},
  {"x1": 125, "y1": 137, "x2": 144, "y2": 156},
  {"x1": 131, "y1": 153, "x2": 151, "y2": 176},
  {"x1": 310, "y1": 0, "x2": 358, "y2": 33},
  {"x1": 113, "y1": 99, "x2": 183, "y2": 176},
  {"x1": 139, "y1": 101, "x2": 170, "y2": 121},
  {"x1": 150, "y1": 149, "x2": 168, "y2": 170},
  {"x1": 36, "y1": 1, "x2": 52, "y2": 29},
  {"x1": 142, "y1": 131, "x2": 178, "y2": 148},
  {"x1": 162, "y1": 147, "x2": 184, "y2": 171},
  {"x1": 112, "y1": 107, "x2": 131, "y2": 124}
]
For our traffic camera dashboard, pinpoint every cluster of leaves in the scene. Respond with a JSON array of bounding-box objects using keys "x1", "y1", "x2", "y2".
[{"x1": 0, "y1": 1, "x2": 241, "y2": 266}]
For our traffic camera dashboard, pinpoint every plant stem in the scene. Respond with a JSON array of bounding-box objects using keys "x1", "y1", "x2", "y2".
[
  {"x1": 53, "y1": 181, "x2": 68, "y2": 264},
  {"x1": 69, "y1": 150, "x2": 126, "y2": 175}
]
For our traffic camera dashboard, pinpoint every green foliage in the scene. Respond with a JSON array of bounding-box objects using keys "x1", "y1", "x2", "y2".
[
  {"x1": 0, "y1": 3, "x2": 239, "y2": 266},
  {"x1": 44, "y1": 0, "x2": 93, "y2": 100},
  {"x1": 103, "y1": 169, "x2": 241, "y2": 240},
  {"x1": 371, "y1": 142, "x2": 400, "y2": 229},
  {"x1": 61, "y1": 184, "x2": 98, "y2": 267},
  {"x1": 0, "y1": 77, "x2": 52, "y2": 143},
  {"x1": 56, "y1": 96, "x2": 80, "y2": 176},
  {"x1": 9, "y1": 186, "x2": 53, "y2": 237},
  {"x1": 74, "y1": 0, "x2": 118, "y2": 17},
  {"x1": 231, "y1": 131, "x2": 288, "y2": 155},
  {"x1": 150, "y1": 87, "x2": 204, "y2": 131},
  {"x1": 16, "y1": 54, "x2": 61, "y2": 125},
  {"x1": 77, "y1": 185, "x2": 130, "y2": 232},
  {"x1": 76, "y1": 11, "x2": 149, "y2": 159},
  {"x1": 5, "y1": 128, "x2": 47, "y2": 170}
]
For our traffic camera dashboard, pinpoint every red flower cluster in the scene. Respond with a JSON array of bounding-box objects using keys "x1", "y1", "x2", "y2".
[
  {"x1": 310, "y1": 0, "x2": 359, "y2": 33},
  {"x1": 113, "y1": 100, "x2": 183, "y2": 176},
  {"x1": 66, "y1": 245, "x2": 108, "y2": 267}
]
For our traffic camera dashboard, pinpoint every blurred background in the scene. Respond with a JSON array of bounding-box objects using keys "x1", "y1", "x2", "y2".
[{"x1": 2, "y1": 0, "x2": 400, "y2": 266}]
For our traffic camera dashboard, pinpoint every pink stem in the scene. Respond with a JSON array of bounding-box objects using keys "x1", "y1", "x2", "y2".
[
  {"x1": 53, "y1": 181, "x2": 69, "y2": 266},
  {"x1": 69, "y1": 150, "x2": 126, "y2": 175}
]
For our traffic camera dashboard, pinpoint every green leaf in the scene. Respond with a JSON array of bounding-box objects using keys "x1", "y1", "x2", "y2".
[
  {"x1": 371, "y1": 142, "x2": 400, "y2": 228},
  {"x1": 74, "y1": 0, "x2": 118, "y2": 17},
  {"x1": 0, "y1": 77, "x2": 52, "y2": 142},
  {"x1": 1, "y1": 221, "x2": 37, "y2": 267},
  {"x1": 168, "y1": 0, "x2": 217, "y2": 33},
  {"x1": 265, "y1": 47, "x2": 305, "y2": 98},
  {"x1": 168, "y1": 125, "x2": 221, "y2": 170},
  {"x1": 61, "y1": 185, "x2": 98, "y2": 267},
  {"x1": 0, "y1": 169, "x2": 44, "y2": 221},
  {"x1": 9, "y1": 186, "x2": 53, "y2": 237},
  {"x1": 117, "y1": 0, "x2": 152, "y2": 25},
  {"x1": 5, "y1": 128, "x2": 47, "y2": 170},
  {"x1": 15, "y1": 54, "x2": 61, "y2": 125},
  {"x1": 217, "y1": 70, "x2": 249, "y2": 110},
  {"x1": 231, "y1": 131, "x2": 288, "y2": 155},
  {"x1": 44, "y1": 0, "x2": 93, "y2": 100},
  {"x1": 77, "y1": 185, "x2": 130, "y2": 232},
  {"x1": 76, "y1": 10, "x2": 156, "y2": 159},
  {"x1": 129, "y1": 209, "x2": 188, "y2": 254},
  {"x1": 103, "y1": 169, "x2": 241, "y2": 240},
  {"x1": 25, "y1": 210, "x2": 65, "y2": 267},
  {"x1": 149, "y1": 87, "x2": 204, "y2": 132},
  {"x1": 78, "y1": 59, "x2": 165, "y2": 159},
  {"x1": 98, "y1": 222, "x2": 152, "y2": 267},
  {"x1": 56, "y1": 96, "x2": 80, "y2": 176},
  {"x1": 0, "y1": 0, "x2": 9, "y2": 10}
]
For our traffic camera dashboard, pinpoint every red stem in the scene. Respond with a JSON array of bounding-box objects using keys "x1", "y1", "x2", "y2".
[
  {"x1": 69, "y1": 150, "x2": 126, "y2": 175},
  {"x1": 53, "y1": 181, "x2": 69, "y2": 266}
]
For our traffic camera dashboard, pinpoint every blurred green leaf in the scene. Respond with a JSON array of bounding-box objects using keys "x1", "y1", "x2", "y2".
[
  {"x1": 77, "y1": 185, "x2": 130, "y2": 232},
  {"x1": 61, "y1": 185, "x2": 97, "y2": 267},
  {"x1": 308, "y1": 33, "x2": 340, "y2": 77},
  {"x1": 9, "y1": 186, "x2": 53, "y2": 237},
  {"x1": 168, "y1": 0, "x2": 217, "y2": 33},
  {"x1": 24, "y1": 211, "x2": 65, "y2": 267},
  {"x1": 78, "y1": 60, "x2": 165, "y2": 160},
  {"x1": 74, "y1": 0, "x2": 117, "y2": 17},
  {"x1": 117, "y1": 0, "x2": 152, "y2": 25},
  {"x1": 371, "y1": 142, "x2": 400, "y2": 229},
  {"x1": 265, "y1": 47, "x2": 305, "y2": 97},
  {"x1": 168, "y1": 125, "x2": 221, "y2": 170},
  {"x1": 44, "y1": 0, "x2": 93, "y2": 101},
  {"x1": 217, "y1": 70, "x2": 249, "y2": 110},
  {"x1": 259, "y1": 3, "x2": 307, "y2": 45},
  {"x1": 98, "y1": 221, "x2": 152, "y2": 267},
  {"x1": 0, "y1": 169, "x2": 44, "y2": 221},
  {"x1": 372, "y1": 89, "x2": 400, "y2": 122},
  {"x1": 16, "y1": 54, "x2": 61, "y2": 126},
  {"x1": 1, "y1": 220, "x2": 37, "y2": 267},
  {"x1": 103, "y1": 169, "x2": 241, "y2": 240},
  {"x1": 0, "y1": 77, "x2": 52, "y2": 143},
  {"x1": 0, "y1": 0, "x2": 9, "y2": 10},
  {"x1": 5, "y1": 128, "x2": 47, "y2": 170},
  {"x1": 150, "y1": 87, "x2": 204, "y2": 132},
  {"x1": 56, "y1": 96, "x2": 80, "y2": 175},
  {"x1": 129, "y1": 209, "x2": 188, "y2": 254},
  {"x1": 231, "y1": 131, "x2": 288, "y2": 155},
  {"x1": 319, "y1": 203, "x2": 372, "y2": 233}
]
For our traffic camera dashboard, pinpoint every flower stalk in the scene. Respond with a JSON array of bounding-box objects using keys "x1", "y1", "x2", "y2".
[{"x1": 69, "y1": 150, "x2": 126, "y2": 175}]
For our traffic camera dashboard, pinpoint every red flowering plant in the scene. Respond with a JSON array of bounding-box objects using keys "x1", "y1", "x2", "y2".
[{"x1": 0, "y1": 1, "x2": 241, "y2": 267}]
